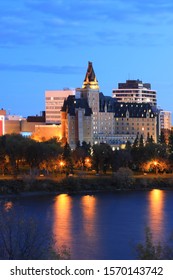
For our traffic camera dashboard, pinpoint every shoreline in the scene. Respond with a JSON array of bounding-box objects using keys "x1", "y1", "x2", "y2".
[{"x1": 0, "y1": 175, "x2": 172, "y2": 198}]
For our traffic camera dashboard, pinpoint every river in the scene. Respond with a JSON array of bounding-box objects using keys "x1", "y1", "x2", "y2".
[{"x1": 0, "y1": 189, "x2": 173, "y2": 259}]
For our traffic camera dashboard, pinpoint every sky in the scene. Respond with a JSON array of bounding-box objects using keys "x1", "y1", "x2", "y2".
[{"x1": 0, "y1": 0, "x2": 173, "y2": 118}]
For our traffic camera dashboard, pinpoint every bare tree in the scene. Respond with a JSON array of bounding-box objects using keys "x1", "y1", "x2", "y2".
[{"x1": 0, "y1": 207, "x2": 70, "y2": 260}]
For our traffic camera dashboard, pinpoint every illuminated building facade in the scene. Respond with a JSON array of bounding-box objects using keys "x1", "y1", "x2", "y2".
[
  {"x1": 112, "y1": 79, "x2": 157, "y2": 106},
  {"x1": 61, "y1": 95, "x2": 92, "y2": 149},
  {"x1": 160, "y1": 110, "x2": 171, "y2": 130},
  {"x1": 61, "y1": 62, "x2": 159, "y2": 149},
  {"x1": 45, "y1": 89, "x2": 75, "y2": 124}
]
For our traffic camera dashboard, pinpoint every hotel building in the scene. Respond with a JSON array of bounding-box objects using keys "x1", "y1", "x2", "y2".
[{"x1": 61, "y1": 62, "x2": 159, "y2": 149}]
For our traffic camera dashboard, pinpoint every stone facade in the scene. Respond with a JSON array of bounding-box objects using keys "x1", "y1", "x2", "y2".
[{"x1": 61, "y1": 95, "x2": 92, "y2": 149}]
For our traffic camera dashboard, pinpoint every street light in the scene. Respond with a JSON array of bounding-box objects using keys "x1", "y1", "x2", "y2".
[
  {"x1": 60, "y1": 161, "x2": 65, "y2": 167},
  {"x1": 59, "y1": 160, "x2": 65, "y2": 174},
  {"x1": 85, "y1": 157, "x2": 91, "y2": 170}
]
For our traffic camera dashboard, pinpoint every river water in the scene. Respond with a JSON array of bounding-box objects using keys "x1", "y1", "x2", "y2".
[{"x1": 0, "y1": 189, "x2": 173, "y2": 259}]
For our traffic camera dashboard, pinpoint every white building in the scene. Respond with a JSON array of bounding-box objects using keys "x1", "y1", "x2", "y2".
[
  {"x1": 45, "y1": 89, "x2": 75, "y2": 124},
  {"x1": 112, "y1": 79, "x2": 157, "y2": 106}
]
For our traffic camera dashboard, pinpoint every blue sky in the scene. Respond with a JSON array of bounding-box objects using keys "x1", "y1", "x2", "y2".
[{"x1": 0, "y1": 0, "x2": 173, "y2": 118}]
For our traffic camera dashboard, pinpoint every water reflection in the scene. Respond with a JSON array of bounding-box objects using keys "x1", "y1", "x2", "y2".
[
  {"x1": 148, "y1": 189, "x2": 165, "y2": 241},
  {"x1": 53, "y1": 194, "x2": 72, "y2": 248},
  {"x1": 81, "y1": 195, "x2": 97, "y2": 237},
  {"x1": 4, "y1": 201, "x2": 13, "y2": 212}
]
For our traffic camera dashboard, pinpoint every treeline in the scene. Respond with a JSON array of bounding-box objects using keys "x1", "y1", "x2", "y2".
[
  {"x1": 0, "y1": 131, "x2": 173, "y2": 176},
  {"x1": 89, "y1": 131, "x2": 173, "y2": 174}
]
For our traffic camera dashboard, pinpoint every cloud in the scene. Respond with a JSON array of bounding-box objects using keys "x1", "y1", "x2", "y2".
[
  {"x1": 25, "y1": 0, "x2": 173, "y2": 25},
  {"x1": 1, "y1": 0, "x2": 173, "y2": 48},
  {"x1": 0, "y1": 63, "x2": 84, "y2": 75},
  {"x1": 95, "y1": 30, "x2": 165, "y2": 47}
]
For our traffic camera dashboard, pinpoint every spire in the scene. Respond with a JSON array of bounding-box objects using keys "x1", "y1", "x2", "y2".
[{"x1": 82, "y1": 61, "x2": 99, "y2": 90}]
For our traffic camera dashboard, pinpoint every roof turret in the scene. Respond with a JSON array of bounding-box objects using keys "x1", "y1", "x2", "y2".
[{"x1": 82, "y1": 61, "x2": 99, "y2": 90}]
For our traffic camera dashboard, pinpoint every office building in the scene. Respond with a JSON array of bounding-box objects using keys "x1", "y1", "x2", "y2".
[{"x1": 45, "y1": 89, "x2": 75, "y2": 124}]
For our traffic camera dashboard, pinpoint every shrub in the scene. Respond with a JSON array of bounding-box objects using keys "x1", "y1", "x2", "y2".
[{"x1": 113, "y1": 167, "x2": 134, "y2": 189}]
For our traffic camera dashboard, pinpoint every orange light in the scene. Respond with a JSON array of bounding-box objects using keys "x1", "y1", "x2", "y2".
[
  {"x1": 148, "y1": 189, "x2": 165, "y2": 242},
  {"x1": 60, "y1": 161, "x2": 65, "y2": 167},
  {"x1": 85, "y1": 157, "x2": 90, "y2": 163}
]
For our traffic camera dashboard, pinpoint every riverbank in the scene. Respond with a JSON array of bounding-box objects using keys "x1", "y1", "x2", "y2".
[{"x1": 0, "y1": 173, "x2": 173, "y2": 196}]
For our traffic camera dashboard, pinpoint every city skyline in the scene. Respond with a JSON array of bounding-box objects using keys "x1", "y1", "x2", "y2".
[{"x1": 0, "y1": 0, "x2": 173, "y2": 118}]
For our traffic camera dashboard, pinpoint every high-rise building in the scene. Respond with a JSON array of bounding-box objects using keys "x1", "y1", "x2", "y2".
[
  {"x1": 45, "y1": 89, "x2": 75, "y2": 124},
  {"x1": 112, "y1": 79, "x2": 157, "y2": 106},
  {"x1": 160, "y1": 110, "x2": 172, "y2": 130}
]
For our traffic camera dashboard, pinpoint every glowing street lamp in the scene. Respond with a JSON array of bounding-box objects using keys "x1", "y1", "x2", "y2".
[
  {"x1": 59, "y1": 160, "x2": 65, "y2": 174},
  {"x1": 60, "y1": 161, "x2": 65, "y2": 167},
  {"x1": 85, "y1": 157, "x2": 91, "y2": 169}
]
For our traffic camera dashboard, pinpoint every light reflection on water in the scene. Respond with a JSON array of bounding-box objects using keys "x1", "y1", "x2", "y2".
[
  {"x1": 81, "y1": 195, "x2": 97, "y2": 237},
  {"x1": 148, "y1": 189, "x2": 166, "y2": 241},
  {"x1": 3, "y1": 201, "x2": 13, "y2": 212},
  {"x1": 52, "y1": 194, "x2": 98, "y2": 257},
  {"x1": 0, "y1": 189, "x2": 173, "y2": 259},
  {"x1": 51, "y1": 190, "x2": 170, "y2": 258},
  {"x1": 53, "y1": 194, "x2": 73, "y2": 247}
]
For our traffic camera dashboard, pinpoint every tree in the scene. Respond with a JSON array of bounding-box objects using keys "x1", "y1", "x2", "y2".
[
  {"x1": 111, "y1": 149, "x2": 132, "y2": 171},
  {"x1": 72, "y1": 141, "x2": 91, "y2": 170},
  {"x1": 39, "y1": 138, "x2": 63, "y2": 174},
  {"x1": 146, "y1": 133, "x2": 154, "y2": 144},
  {"x1": 168, "y1": 131, "x2": 173, "y2": 154},
  {"x1": 139, "y1": 134, "x2": 144, "y2": 148},
  {"x1": 113, "y1": 167, "x2": 134, "y2": 189},
  {"x1": 25, "y1": 139, "x2": 44, "y2": 174},
  {"x1": 159, "y1": 130, "x2": 166, "y2": 145},
  {"x1": 125, "y1": 140, "x2": 131, "y2": 151},
  {"x1": 0, "y1": 208, "x2": 70, "y2": 260},
  {"x1": 0, "y1": 135, "x2": 7, "y2": 174},
  {"x1": 81, "y1": 141, "x2": 91, "y2": 157},
  {"x1": 5, "y1": 134, "x2": 27, "y2": 177},
  {"x1": 132, "y1": 133, "x2": 139, "y2": 149},
  {"x1": 92, "y1": 143, "x2": 112, "y2": 173},
  {"x1": 136, "y1": 227, "x2": 173, "y2": 260},
  {"x1": 62, "y1": 142, "x2": 73, "y2": 174}
]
